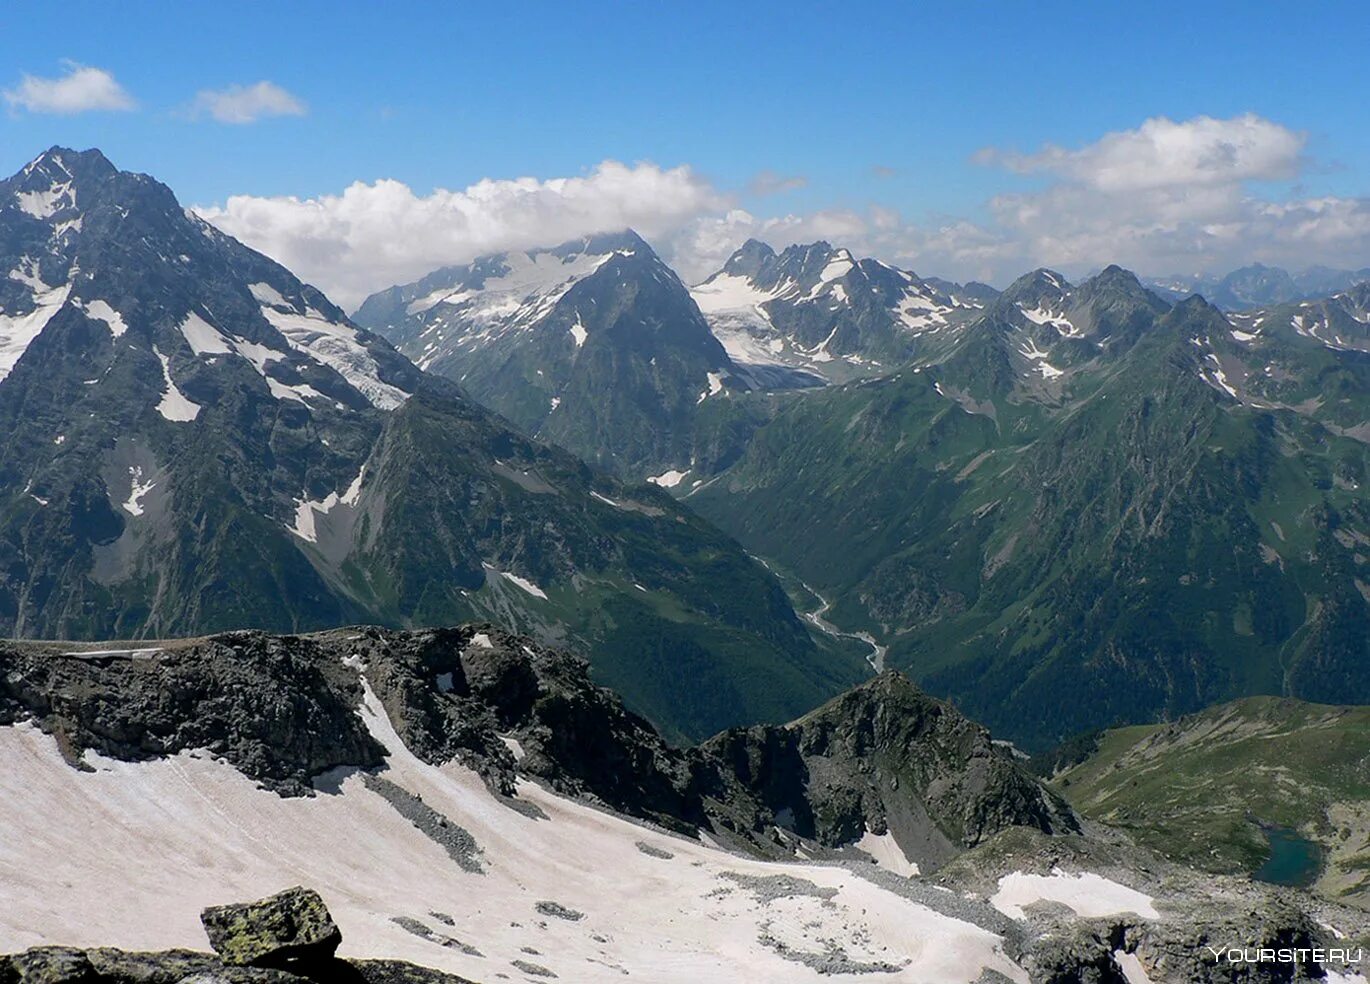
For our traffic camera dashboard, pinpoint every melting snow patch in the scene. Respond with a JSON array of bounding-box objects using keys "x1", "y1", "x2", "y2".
[
  {"x1": 1019, "y1": 305, "x2": 1076, "y2": 335},
  {"x1": 77, "y1": 299, "x2": 128, "y2": 338},
  {"x1": 154, "y1": 348, "x2": 200, "y2": 422},
  {"x1": 0, "y1": 282, "x2": 72, "y2": 382},
  {"x1": 569, "y1": 315, "x2": 587, "y2": 348},
  {"x1": 499, "y1": 571, "x2": 548, "y2": 600},
  {"x1": 288, "y1": 469, "x2": 364, "y2": 542},
  {"x1": 16, "y1": 181, "x2": 71, "y2": 220},
  {"x1": 1230, "y1": 329, "x2": 1258, "y2": 342},
  {"x1": 179, "y1": 312, "x2": 233, "y2": 356},
  {"x1": 696, "y1": 371, "x2": 725, "y2": 404},
  {"x1": 648, "y1": 469, "x2": 689, "y2": 488},
  {"x1": 469, "y1": 632, "x2": 494, "y2": 649},
  {"x1": 260, "y1": 305, "x2": 409, "y2": 410},
  {"x1": 1036, "y1": 362, "x2": 1064, "y2": 380},
  {"x1": 855, "y1": 827, "x2": 920, "y2": 878},
  {"x1": 340, "y1": 468, "x2": 365, "y2": 506},
  {"x1": 121, "y1": 467, "x2": 156, "y2": 517},
  {"x1": 990, "y1": 869, "x2": 1159, "y2": 921},
  {"x1": 0, "y1": 697, "x2": 1033, "y2": 983},
  {"x1": 248, "y1": 282, "x2": 290, "y2": 308},
  {"x1": 1114, "y1": 950, "x2": 1153, "y2": 984}
]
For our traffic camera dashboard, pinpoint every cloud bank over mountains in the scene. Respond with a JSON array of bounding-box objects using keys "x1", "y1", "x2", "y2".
[{"x1": 196, "y1": 114, "x2": 1370, "y2": 308}]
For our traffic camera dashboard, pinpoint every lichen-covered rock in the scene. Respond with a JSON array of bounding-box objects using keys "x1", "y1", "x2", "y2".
[
  {"x1": 200, "y1": 887, "x2": 341, "y2": 968},
  {"x1": 0, "y1": 947, "x2": 479, "y2": 984},
  {"x1": 1, "y1": 947, "x2": 98, "y2": 984}
]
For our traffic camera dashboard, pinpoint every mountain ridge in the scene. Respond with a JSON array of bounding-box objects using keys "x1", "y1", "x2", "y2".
[{"x1": 0, "y1": 147, "x2": 866, "y2": 742}]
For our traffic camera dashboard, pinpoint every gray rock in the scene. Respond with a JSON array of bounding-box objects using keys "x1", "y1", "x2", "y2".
[
  {"x1": 2, "y1": 947, "x2": 98, "y2": 983},
  {"x1": 200, "y1": 888, "x2": 341, "y2": 968}
]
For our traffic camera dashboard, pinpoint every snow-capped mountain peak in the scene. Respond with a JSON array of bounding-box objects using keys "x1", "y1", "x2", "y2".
[
  {"x1": 0, "y1": 147, "x2": 418, "y2": 407},
  {"x1": 691, "y1": 239, "x2": 990, "y2": 381},
  {"x1": 354, "y1": 230, "x2": 747, "y2": 478}
]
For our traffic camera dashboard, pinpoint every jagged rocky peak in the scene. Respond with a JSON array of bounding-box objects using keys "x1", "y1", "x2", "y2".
[
  {"x1": 7, "y1": 146, "x2": 114, "y2": 221},
  {"x1": 719, "y1": 237, "x2": 777, "y2": 277},
  {"x1": 704, "y1": 670, "x2": 1076, "y2": 866},
  {"x1": 1082, "y1": 263, "x2": 1149, "y2": 295},
  {"x1": 353, "y1": 227, "x2": 663, "y2": 339},
  {"x1": 0, "y1": 144, "x2": 419, "y2": 404},
  {"x1": 692, "y1": 238, "x2": 986, "y2": 379},
  {"x1": 353, "y1": 227, "x2": 747, "y2": 479},
  {"x1": 996, "y1": 267, "x2": 1073, "y2": 310}
]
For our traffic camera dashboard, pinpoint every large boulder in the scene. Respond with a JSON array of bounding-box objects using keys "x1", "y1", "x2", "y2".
[{"x1": 200, "y1": 887, "x2": 342, "y2": 968}]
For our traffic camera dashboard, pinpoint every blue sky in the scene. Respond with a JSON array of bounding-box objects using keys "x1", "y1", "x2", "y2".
[{"x1": 2, "y1": 0, "x2": 1368, "y2": 302}]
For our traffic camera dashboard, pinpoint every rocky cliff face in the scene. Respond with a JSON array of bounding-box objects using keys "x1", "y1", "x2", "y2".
[
  {"x1": 703, "y1": 671, "x2": 1076, "y2": 867},
  {"x1": 0, "y1": 624, "x2": 1070, "y2": 869},
  {"x1": 2, "y1": 626, "x2": 1362, "y2": 983}
]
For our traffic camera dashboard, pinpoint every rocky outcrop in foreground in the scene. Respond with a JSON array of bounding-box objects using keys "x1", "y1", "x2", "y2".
[
  {"x1": 0, "y1": 624, "x2": 1073, "y2": 868},
  {"x1": 0, "y1": 888, "x2": 473, "y2": 983}
]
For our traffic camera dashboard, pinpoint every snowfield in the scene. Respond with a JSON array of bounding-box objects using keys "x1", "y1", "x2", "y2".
[
  {"x1": 0, "y1": 685, "x2": 1032, "y2": 984},
  {"x1": 990, "y1": 868, "x2": 1160, "y2": 921}
]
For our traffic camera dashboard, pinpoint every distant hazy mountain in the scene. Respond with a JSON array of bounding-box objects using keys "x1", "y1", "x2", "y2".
[
  {"x1": 0, "y1": 148, "x2": 867, "y2": 741},
  {"x1": 1144, "y1": 262, "x2": 1370, "y2": 310}
]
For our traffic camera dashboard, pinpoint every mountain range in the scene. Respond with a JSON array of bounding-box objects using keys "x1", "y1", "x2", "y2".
[
  {"x1": 0, "y1": 148, "x2": 868, "y2": 742},
  {"x1": 13, "y1": 146, "x2": 1363, "y2": 755},
  {"x1": 349, "y1": 216, "x2": 1370, "y2": 753},
  {"x1": 686, "y1": 265, "x2": 1370, "y2": 748},
  {"x1": 2, "y1": 144, "x2": 1369, "y2": 980},
  {"x1": 1144, "y1": 263, "x2": 1370, "y2": 311}
]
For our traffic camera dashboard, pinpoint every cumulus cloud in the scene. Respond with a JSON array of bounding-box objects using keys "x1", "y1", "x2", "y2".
[
  {"x1": 197, "y1": 160, "x2": 727, "y2": 308},
  {"x1": 727, "y1": 114, "x2": 1368, "y2": 286},
  {"x1": 190, "y1": 81, "x2": 306, "y2": 124},
  {"x1": 975, "y1": 113, "x2": 1305, "y2": 191},
  {"x1": 3, "y1": 61, "x2": 135, "y2": 115},
  {"x1": 943, "y1": 114, "x2": 1368, "y2": 280},
  {"x1": 199, "y1": 114, "x2": 1370, "y2": 305}
]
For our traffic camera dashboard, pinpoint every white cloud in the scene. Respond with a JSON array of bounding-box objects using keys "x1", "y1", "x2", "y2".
[
  {"x1": 190, "y1": 81, "x2": 306, "y2": 124},
  {"x1": 3, "y1": 61, "x2": 135, "y2": 115},
  {"x1": 199, "y1": 114, "x2": 1370, "y2": 306},
  {"x1": 705, "y1": 114, "x2": 1369, "y2": 286},
  {"x1": 197, "y1": 161, "x2": 727, "y2": 308},
  {"x1": 976, "y1": 113, "x2": 1304, "y2": 191}
]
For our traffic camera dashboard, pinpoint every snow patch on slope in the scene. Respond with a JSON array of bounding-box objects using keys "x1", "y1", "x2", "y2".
[
  {"x1": 76, "y1": 299, "x2": 128, "y2": 338},
  {"x1": 0, "y1": 282, "x2": 72, "y2": 382},
  {"x1": 990, "y1": 869, "x2": 1159, "y2": 921},
  {"x1": 496, "y1": 570, "x2": 549, "y2": 600},
  {"x1": 648, "y1": 469, "x2": 689, "y2": 488},
  {"x1": 260, "y1": 305, "x2": 408, "y2": 410},
  {"x1": 154, "y1": 348, "x2": 200, "y2": 422},
  {"x1": 0, "y1": 695, "x2": 1031, "y2": 983}
]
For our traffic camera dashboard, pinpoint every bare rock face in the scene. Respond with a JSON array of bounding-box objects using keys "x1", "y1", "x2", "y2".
[{"x1": 200, "y1": 887, "x2": 342, "y2": 969}]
